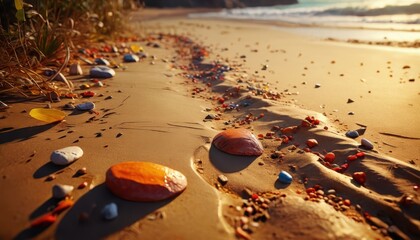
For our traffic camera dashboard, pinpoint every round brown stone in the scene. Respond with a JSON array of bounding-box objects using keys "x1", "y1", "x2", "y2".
[
  {"x1": 106, "y1": 162, "x2": 187, "y2": 202},
  {"x1": 212, "y1": 128, "x2": 263, "y2": 156}
]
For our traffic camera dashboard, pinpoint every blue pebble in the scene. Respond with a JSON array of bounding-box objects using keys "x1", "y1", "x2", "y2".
[
  {"x1": 345, "y1": 130, "x2": 359, "y2": 138},
  {"x1": 90, "y1": 66, "x2": 115, "y2": 78},
  {"x1": 102, "y1": 203, "x2": 118, "y2": 220},
  {"x1": 278, "y1": 170, "x2": 292, "y2": 184},
  {"x1": 123, "y1": 54, "x2": 139, "y2": 63}
]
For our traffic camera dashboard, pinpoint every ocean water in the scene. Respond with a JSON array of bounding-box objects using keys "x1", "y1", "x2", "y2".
[{"x1": 190, "y1": 0, "x2": 420, "y2": 41}]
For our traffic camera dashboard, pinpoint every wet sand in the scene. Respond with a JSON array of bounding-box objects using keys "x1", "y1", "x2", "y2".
[{"x1": 0, "y1": 9, "x2": 419, "y2": 240}]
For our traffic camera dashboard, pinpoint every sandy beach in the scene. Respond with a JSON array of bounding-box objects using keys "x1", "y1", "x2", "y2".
[{"x1": 1, "y1": 8, "x2": 419, "y2": 240}]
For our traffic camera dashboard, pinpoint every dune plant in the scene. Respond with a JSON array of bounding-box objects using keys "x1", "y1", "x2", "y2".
[{"x1": 0, "y1": 0, "x2": 140, "y2": 98}]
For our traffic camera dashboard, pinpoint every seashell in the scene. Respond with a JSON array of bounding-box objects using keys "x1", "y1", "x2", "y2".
[
  {"x1": 50, "y1": 146, "x2": 83, "y2": 165},
  {"x1": 52, "y1": 184, "x2": 74, "y2": 199},
  {"x1": 69, "y1": 63, "x2": 83, "y2": 75},
  {"x1": 101, "y1": 203, "x2": 118, "y2": 220},
  {"x1": 212, "y1": 128, "x2": 263, "y2": 156},
  {"x1": 306, "y1": 139, "x2": 318, "y2": 148},
  {"x1": 90, "y1": 66, "x2": 115, "y2": 78},
  {"x1": 76, "y1": 102, "x2": 95, "y2": 111},
  {"x1": 106, "y1": 162, "x2": 187, "y2": 202},
  {"x1": 123, "y1": 54, "x2": 140, "y2": 63},
  {"x1": 361, "y1": 138, "x2": 374, "y2": 150},
  {"x1": 94, "y1": 58, "x2": 110, "y2": 66},
  {"x1": 346, "y1": 130, "x2": 359, "y2": 138},
  {"x1": 278, "y1": 170, "x2": 292, "y2": 184}
]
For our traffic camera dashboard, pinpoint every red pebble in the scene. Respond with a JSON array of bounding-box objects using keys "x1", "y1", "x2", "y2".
[
  {"x1": 81, "y1": 91, "x2": 95, "y2": 98},
  {"x1": 78, "y1": 181, "x2": 88, "y2": 189},
  {"x1": 356, "y1": 152, "x2": 365, "y2": 158},
  {"x1": 306, "y1": 139, "x2": 318, "y2": 148},
  {"x1": 301, "y1": 120, "x2": 311, "y2": 127},
  {"x1": 251, "y1": 193, "x2": 259, "y2": 200},
  {"x1": 218, "y1": 98, "x2": 225, "y2": 104},
  {"x1": 306, "y1": 188, "x2": 316, "y2": 194},
  {"x1": 30, "y1": 213, "x2": 57, "y2": 228},
  {"x1": 324, "y1": 152, "x2": 335, "y2": 163},
  {"x1": 333, "y1": 167, "x2": 343, "y2": 172},
  {"x1": 343, "y1": 199, "x2": 351, "y2": 206},
  {"x1": 347, "y1": 155, "x2": 358, "y2": 161},
  {"x1": 259, "y1": 113, "x2": 265, "y2": 118},
  {"x1": 341, "y1": 163, "x2": 349, "y2": 170},
  {"x1": 353, "y1": 172, "x2": 366, "y2": 185}
]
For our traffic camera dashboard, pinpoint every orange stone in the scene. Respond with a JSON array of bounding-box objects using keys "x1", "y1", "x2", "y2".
[
  {"x1": 106, "y1": 162, "x2": 187, "y2": 202},
  {"x1": 306, "y1": 139, "x2": 318, "y2": 148},
  {"x1": 212, "y1": 128, "x2": 263, "y2": 156}
]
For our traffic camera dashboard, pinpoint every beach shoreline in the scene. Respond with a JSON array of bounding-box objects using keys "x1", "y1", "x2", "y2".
[{"x1": 1, "y1": 8, "x2": 419, "y2": 240}]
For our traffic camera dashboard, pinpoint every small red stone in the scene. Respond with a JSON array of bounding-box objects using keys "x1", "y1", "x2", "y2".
[
  {"x1": 30, "y1": 213, "x2": 57, "y2": 228},
  {"x1": 343, "y1": 199, "x2": 351, "y2": 206},
  {"x1": 356, "y1": 152, "x2": 365, "y2": 158},
  {"x1": 341, "y1": 163, "x2": 349, "y2": 170},
  {"x1": 347, "y1": 155, "x2": 358, "y2": 161},
  {"x1": 251, "y1": 193, "x2": 259, "y2": 200},
  {"x1": 333, "y1": 167, "x2": 343, "y2": 172},
  {"x1": 81, "y1": 91, "x2": 95, "y2": 98},
  {"x1": 259, "y1": 113, "x2": 265, "y2": 118},
  {"x1": 301, "y1": 120, "x2": 311, "y2": 127},
  {"x1": 313, "y1": 119, "x2": 320, "y2": 125},
  {"x1": 306, "y1": 188, "x2": 316, "y2": 194},
  {"x1": 218, "y1": 98, "x2": 225, "y2": 104},
  {"x1": 353, "y1": 172, "x2": 366, "y2": 185},
  {"x1": 306, "y1": 139, "x2": 318, "y2": 148},
  {"x1": 324, "y1": 152, "x2": 335, "y2": 163}
]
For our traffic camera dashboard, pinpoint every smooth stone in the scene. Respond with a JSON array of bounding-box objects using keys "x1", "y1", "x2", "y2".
[
  {"x1": 123, "y1": 54, "x2": 139, "y2": 63},
  {"x1": 50, "y1": 146, "x2": 84, "y2": 165},
  {"x1": 76, "y1": 102, "x2": 95, "y2": 111},
  {"x1": 52, "y1": 184, "x2": 74, "y2": 199},
  {"x1": 69, "y1": 63, "x2": 83, "y2": 75},
  {"x1": 106, "y1": 162, "x2": 187, "y2": 202},
  {"x1": 94, "y1": 58, "x2": 110, "y2": 66},
  {"x1": 346, "y1": 130, "x2": 359, "y2": 138},
  {"x1": 101, "y1": 203, "x2": 118, "y2": 220},
  {"x1": 278, "y1": 170, "x2": 292, "y2": 184},
  {"x1": 212, "y1": 128, "x2": 263, "y2": 156},
  {"x1": 361, "y1": 138, "x2": 374, "y2": 150},
  {"x1": 90, "y1": 66, "x2": 115, "y2": 78}
]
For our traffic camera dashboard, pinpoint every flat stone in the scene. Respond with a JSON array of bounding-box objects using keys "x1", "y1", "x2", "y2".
[
  {"x1": 50, "y1": 146, "x2": 83, "y2": 165},
  {"x1": 101, "y1": 203, "x2": 118, "y2": 220},
  {"x1": 69, "y1": 63, "x2": 83, "y2": 75},
  {"x1": 212, "y1": 128, "x2": 263, "y2": 156},
  {"x1": 361, "y1": 138, "x2": 374, "y2": 150},
  {"x1": 123, "y1": 54, "x2": 139, "y2": 63},
  {"x1": 278, "y1": 170, "x2": 292, "y2": 184},
  {"x1": 94, "y1": 58, "x2": 110, "y2": 66},
  {"x1": 106, "y1": 161, "x2": 187, "y2": 202},
  {"x1": 90, "y1": 66, "x2": 115, "y2": 78},
  {"x1": 52, "y1": 184, "x2": 74, "y2": 199},
  {"x1": 76, "y1": 102, "x2": 95, "y2": 111}
]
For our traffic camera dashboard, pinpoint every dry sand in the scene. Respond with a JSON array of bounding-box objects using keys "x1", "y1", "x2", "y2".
[{"x1": 0, "y1": 9, "x2": 419, "y2": 240}]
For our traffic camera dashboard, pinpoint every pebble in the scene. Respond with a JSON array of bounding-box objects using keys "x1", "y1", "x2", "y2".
[
  {"x1": 324, "y1": 152, "x2": 335, "y2": 163},
  {"x1": 218, "y1": 174, "x2": 228, "y2": 185},
  {"x1": 315, "y1": 83, "x2": 321, "y2": 88},
  {"x1": 352, "y1": 172, "x2": 366, "y2": 185},
  {"x1": 76, "y1": 102, "x2": 95, "y2": 111},
  {"x1": 52, "y1": 184, "x2": 74, "y2": 199},
  {"x1": 123, "y1": 54, "x2": 140, "y2": 62},
  {"x1": 345, "y1": 130, "x2": 359, "y2": 138},
  {"x1": 306, "y1": 139, "x2": 318, "y2": 148},
  {"x1": 278, "y1": 170, "x2": 292, "y2": 184},
  {"x1": 69, "y1": 63, "x2": 83, "y2": 75},
  {"x1": 212, "y1": 128, "x2": 263, "y2": 156},
  {"x1": 361, "y1": 138, "x2": 374, "y2": 150},
  {"x1": 90, "y1": 66, "x2": 115, "y2": 78},
  {"x1": 50, "y1": 146, "x2": 83, "y2": 165},
  {"x1": 76, "y1": 167, "x2": 87, "y2": 176},
  {"x1": 106, "y1": 161, "x2": 187, "y2": 201},
  {"x1": 94, "y1": 58, "x2": 110, "y2": 66},
  {"x1": 101, "y1": 203, "x2": 118, "y2": 220},
  {"x1": 94, "y1": 81, "x2": 104, "y2": 87},
  {"x1": 347, "y1": 98, "x2": 354, "y2": 103},
  {"x1": 327, "y1": 189, "x2": 336, "y2": 195}
]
